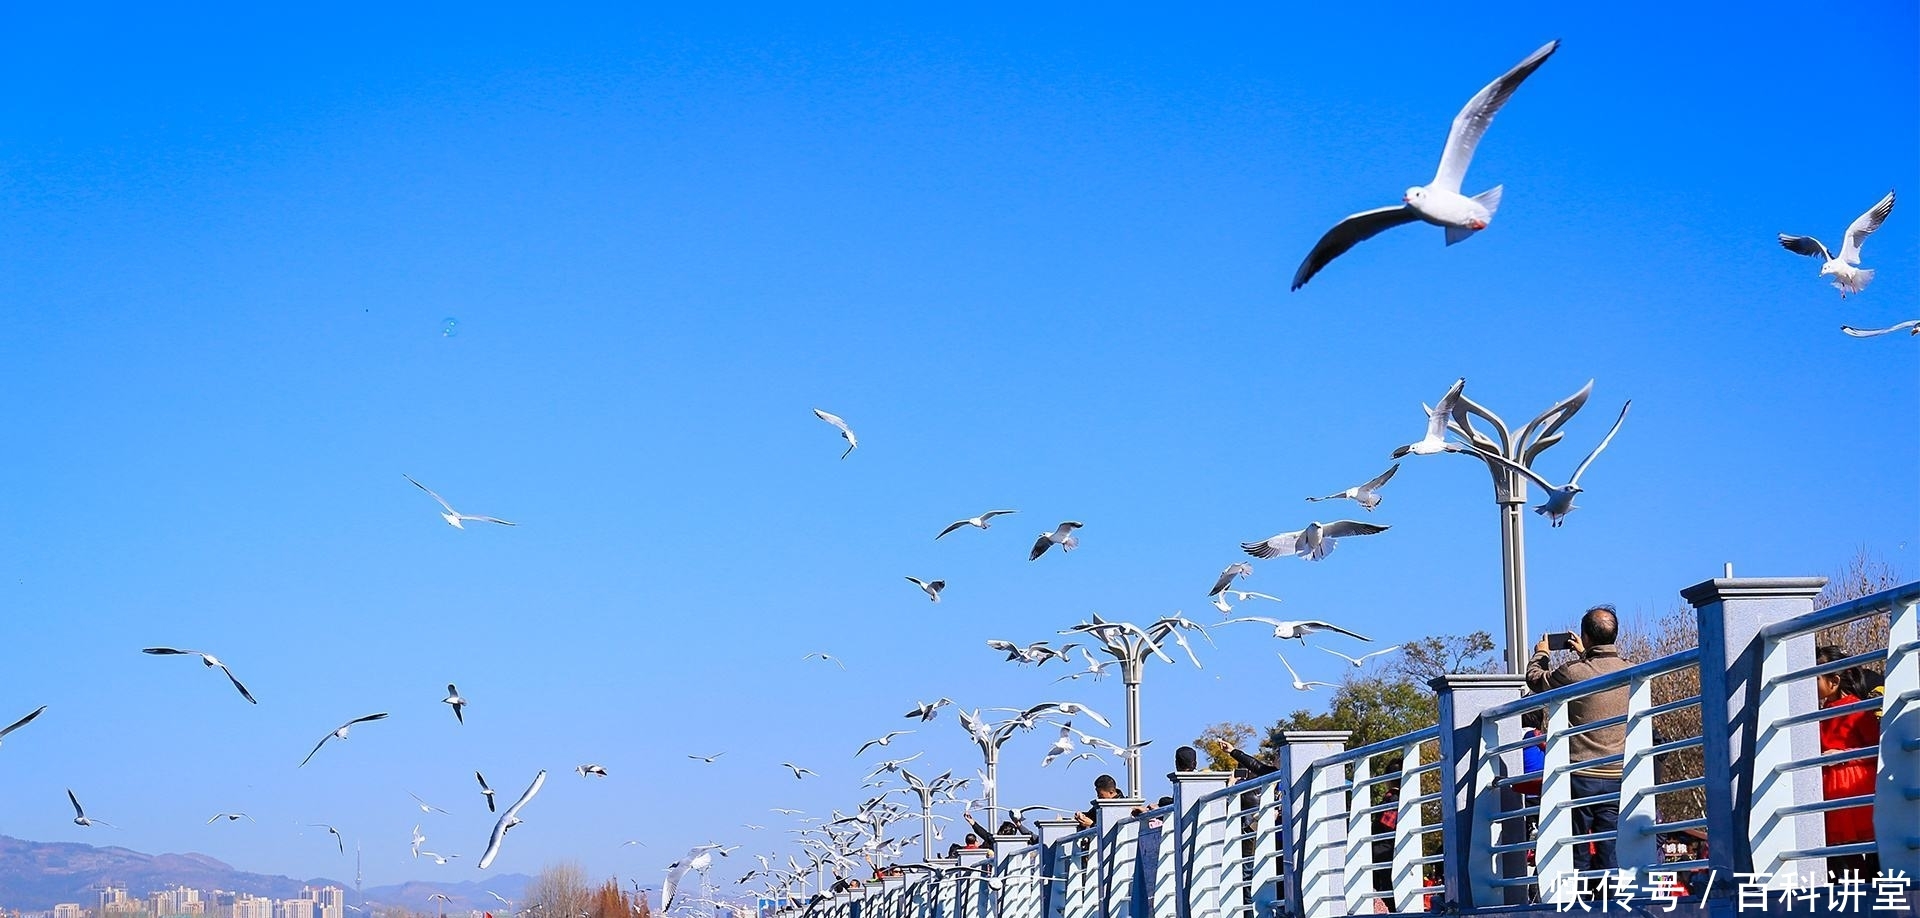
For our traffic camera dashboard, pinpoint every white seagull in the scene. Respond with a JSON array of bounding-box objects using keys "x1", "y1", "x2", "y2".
[
  {"x1": 1470, "y1": 400, "x2": 1631, "y2": 527},
  {"x1": 299, "y1": 713, "x2": 389, "y2": 767},
  {"x1": 937, "y1": 509, "x2": 1018, "y2": 539},
  {"x1": 1392, "y1": 378, "x2": 1471, "y2": 458},
  {"x1": 404, "y1": 474, "x2": 516, "y2": 528},
  {"x1": 1318, "y1": 645, "x2": 1404, "y2": 667},
  {"x1": 410, "y1": 792, "x2": 451, "y2": 815},
  {"x1": 206, "y1": 812, "x2": 253, "y2": 824},
  {"x1": 478, "y1": 769, "x2": 546, "y2": 870},
  {"x1": 855, "y1": 731, "x2": 913, "y2": 757},
  {"x1": 68, "y1": 789, "x2": 115, "y2": 828},
  {"x1": 1277, "y1": 653, "x2": 1338, "y2": 691},
  {"x1": 903, "y1": 698, "x2": 953, "y2": 722},
  {"x1": 1242, "y1": 520, "x2": 1390, "y2": 561},
  {"x1": 442, "y1": 684, "x2": 466, "y2": 724},
  {"x1": 1292, "y1": 40, "x2": 1561, "y2": 290},
  {"x1": 1779, "y1": 191, "x2": 1896, "y2": 296},
  {"x1": 1842, "y1": 320, "x2": 1920, "y2": 338},
  {"x1": 1039, "y1": 723, "x2": 1076, "y2": 768},
  {"x1": 1029, "y1": 521, "x2": 1083, "y2": 561},
  {"x1": 1222, "y1": 616, "x2": 1372, "y2": 643},
  {"x1": 782, "y1": 763, "x2": 817, "y2": 780},
  {"x1": 1208, "y1": 562, "x2": 1252, "y2": 597},
  {"x1": 576, "y1": 764, "x2": 609, "y2": 778},
  {"x1": 802, "y1": 651, "x2": 845, "y2": 669},
  {"x1": 904, "y1": 577, "x2": 945, "y2": 603},
  {"x1": 141, "y1": 648, "x2": 257, "y2": 704},
  {"x1": 687, "y1": 752, "x2": 726, "y2": 764},
  {"x1": 1306, "y1": 464, "x2": 1401, "y2": 512},
  {"x1": 0, "y1": 705, "x2": 47, "y2": 747},
  {"x1": 309, "y1": 824, "x2": 344, "y2": 853},
  {"x1": 811, "y1": 408, "x2": 858, "y2": 459},
  {"x1": 476, "y1": 771, "x2": 496, "y2": 812}
]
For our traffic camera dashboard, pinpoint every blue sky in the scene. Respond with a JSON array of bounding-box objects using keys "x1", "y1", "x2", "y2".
[{"x1": 1, "y1": 0, "x2": 1915, "y2": 894}]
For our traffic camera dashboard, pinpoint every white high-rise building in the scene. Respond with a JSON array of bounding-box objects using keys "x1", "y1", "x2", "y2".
[
  {"x1": 276, "y1": 900, "x2": 312, "y2": 918},
  {"x1": 54, "y1": 904, "x2": 87, "y2": 918},
  {"x1": 300, "y1": 887, "x2": 344, "y2": 918}
]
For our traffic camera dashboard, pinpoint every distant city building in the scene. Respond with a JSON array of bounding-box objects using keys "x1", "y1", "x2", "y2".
[
  {"x1": 274, "y1": 899, "x2": 311, "y2": 918},
  {"x1": 296, "y1": 888, "x2": 342, "y2": 918},
  {"x1": 53, "y1": 904, "x2": 87, "y2": 918}
]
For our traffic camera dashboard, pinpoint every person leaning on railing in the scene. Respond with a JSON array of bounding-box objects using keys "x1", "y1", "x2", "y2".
[
  {"x1": 1526, "y1": 605, "x2": 1629, "y2": 877},
  {"x1": 1814, "y1": 644, "x2": 1881, "y2": 879}
]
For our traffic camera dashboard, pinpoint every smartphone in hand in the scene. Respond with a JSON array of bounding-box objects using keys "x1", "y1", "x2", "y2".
[{"x1": 1546, "y1": 631, "x2": 1577, "y2": 652}]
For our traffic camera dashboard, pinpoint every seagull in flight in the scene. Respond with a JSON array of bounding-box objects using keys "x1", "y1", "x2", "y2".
[
  {"x1": 855, "y1": 731, "x2": 914, "y2": 757},
  {"x1": 1306, "y1": 464, "x2": 1401, "y2": 512},
  {"x1": 802, "y1": 652, "x2": 845, "y2": 670},
  {"x1": 309, "y1": 824, "x2": 344, "y2": 853},
  {"x1": 141, "y1": 648, "x2": 257, "y2": 704},
  {"x1": 937, "y1": 510, "x2": 1018, "y2": 539},
  {"x1": 404, "y1": 474, "x2": 516, "y2": 528},
  {"x1": 862, "y1": 751, "x2": 923, "y2": 780},
  {"x1": 1779, "y1": 190, "x2": 1896, "y2": 296},
  {"x1": 1469, "y1": 400, "x2": 1631, "y2": 527},
  {"x1": 0, "y1": 705, "x2": 47, "y2": 747},
  {"x1": 418, "y1": 851, "x2": 459, "y2": 866},
  {"x1": 811, "y1": 408, "x2": 858, "y2": 459},
  {"x1": 1029, "y1": 522, "x2": 1083, "y2": 561},
  {"x1": 1277, "y1": 653, "x2": 1338, "y2": 691},
  {"x1": 576, "y1": 764, "x2": 609, "y2": 778},
  {"x1": 1065, "y1": 751, "x2": 1105, "y2": 770},
  {"x1": 442, "y1": 684, "x2": 466, "y2": 724},
  {"x1": 904, "y1": 577, "x2": 945, "y2": 603},
  {"x1": 903, "y1": 698, "x2": 952, "y2": 722},
  {"x1": 410, "y1": 792, "x2": 451, "y2": 815},
  {"x1": 67, "y1": 789, "x2": 115, "y2": 828},
  {"x1": 206, "y1": 812, "x2": 253, "y2": 824},
  {"x1": 1222, "y1": 616, "x2": 1372, "y2": 643},
  {"x1": 299, "y1": 713, "x2": 389, "y2": 767},
  {"x1": 1393, "y1": 378, "x2": 1472, "y2": 459},
  {"x1": 475, "y1": 772, "x2": 496, "y2": 812},
  {"x1": 1208, "y1": 562, "x2": 1252, "y2": 597},
  {"x1": 1020, "y1": 701, "x2": 1112, "y2": 728},
  {"x1": 1242, "y1": 521, "x2": 1390, "y2": 561},
  {"x1": 1039, "y1": 723, "x2": 1076, "y2": 768},
  {"x1": 478, "y1": 769, "x2": 546, "y2": 870},
  {"x1": 1054, "y1": 648, "x2": 1116, "y2": 683},
  {"x1": 1842, "y1": 320, "x2": 1920, "y2": 338},
  {"x1": 411, "y1": 825, "x2": 428, "y2": 857},
  {"x1": 1291, "y1": 40, "x2": 1560, "y2": 290},
  {"x1": 782, "y1": 763, "x2": 818, "y2": 780},
  {"x1": 1318, "y1": 645, "x2": 1404, "y2": 667},
  {"x1": 1211, "y1": 589, "x2": 1284, "y2": 616},
  {"x1": 687, "y1": 752, "x2": 726, "y2": 764},
  {"x1": 771, "y1": 807, "x2": 805, "y2": 816}
]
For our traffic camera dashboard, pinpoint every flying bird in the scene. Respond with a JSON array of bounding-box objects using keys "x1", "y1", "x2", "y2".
[
  {"x1": 478, "y1": 769, "x2": 546, "y2": 870},
  {"x1": 1779, "y1": 191, "x2": 1896, "y2": 296},
  {"x1": 1020, "y1": 701, "x2": 1112, "y2": 728},
  {"x1": 309, "y1": 824, "x2": 344, "y2": 853},
  {"x1": 442, "y1": 684, "x2": 466, "y2": 724},
  {"x1": 687, "y1": 752, "x2": 726, "y2": 764},
  {"x1": 855, "y1": 731, "x2": 914, "y2": 757},
  {"x1": 811, "y1": 408, "x2": 858, "y2": 459},
  {"x1": 410, "y1": 792, "x2": 451, "y2": 815},
  {"x1": 1306, "y1": 464, "x2": 1400, "y2": 512},
  {"x1": 904, "y1": 577, "x2": 945, "y2": 603},
  {"x1": 476, "y1": 772, "x2": 496, "y2": 812},
  {"x1": 0, "y1": 705, "x2": 46, "y2": 747},
  {"x1": 937, "y1": 510, "x2": 1018, "y2": 539},
  {"x1": 1208, "y1": 562, "x2": 1252, "y2": 597},
  {"x1": 299, "y1": 713, "x2": 389, "y2": 767},
  {"x1": 1029, "y1": 522, "x2": 1083, "y2": 561},
  {"x1": 1242, "y1": 521, "x2": 1390, "y2": 561},
  {"x1": 1222, "y1": 616, "x2": 1372, "y2": 643},
  {"x1": 206, "y1": 813, "x2": 253, "y2": 824},
  {"x1": 903, "y1": 698, "x2": 953, "y2": 722},
  {"x1": 802, "y1": 652, "x2": 845, "y2": 670},
  {"x1": 1040, "y1": 723, "x2": 1076, "y2": 768},
  {"x1": 1291, "y1": 40, "x2": 1560, "y2": 289},
  {"x1": 1470, "y1": 400, "x2": 1631, "y2": 526},
  {"x1": 67, "y1": 789, "x2": 115, "y2": 828},
  {"x1": 1393, "y1": 378, "x2": 1471, "y2": 459},
  {"x1": 140, "y1": 648, "x2": 257, "y2": 704},
  {"x1": 1841, "y1": 320, "x2": 1920, "y2": 338},
  {"x1": 782, "y1": 763, "x2": 818, "y2": 780},
  {"x1": 418, "y1": 851, "x2": 459, "y2": 866},
  {"x1": 404, "y1": 474, "x2": 516, "y2": 528},
  {"x1": 1318, "y1": 645, "x2": 1404, "y2": 667},
  {"x1": 576, "y1": 764, "x2": 609, "y2": 778},
  {"x1": 1277, "y1": 653, "x2": 1338, "y2": 691}
]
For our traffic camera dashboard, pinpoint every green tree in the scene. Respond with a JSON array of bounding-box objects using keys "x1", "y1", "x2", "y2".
[{"x1": 1193, "y1": 721, "x2": 1258, "y2": 770}]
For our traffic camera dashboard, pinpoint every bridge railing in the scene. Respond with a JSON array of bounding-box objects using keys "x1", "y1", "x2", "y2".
[{"x1": 780, "y1": 577, "x2": 1920, "y2": 918}]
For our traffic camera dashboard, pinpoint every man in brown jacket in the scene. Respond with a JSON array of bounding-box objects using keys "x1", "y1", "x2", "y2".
[{"x1": 1526, "y1": 605, "x2": 1628, "y2": 875}]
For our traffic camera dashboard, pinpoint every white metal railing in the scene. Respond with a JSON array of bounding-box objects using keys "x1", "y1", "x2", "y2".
[{"x1": 1327, "y1": 727, "x2": 1444, "y2": 916}]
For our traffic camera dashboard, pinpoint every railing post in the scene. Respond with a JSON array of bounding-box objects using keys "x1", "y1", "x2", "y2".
[
  {"x1": 1880, "y1": 594, "x2": 1920, "y2": 894},
  {"x1": 1275, "y1": 731, "x2": 1351, "y2": 918},
  {"x1": 1037, "y1": 818, "x2": 1083, "y2": 918},
  {"x1": 1097, "y1": 798, "x2": 1146, "y2": 918},
  {"x1": 1681, "y1": 576, "x2": 1826, "y2": 883},
  {"x1": 1432, "y1": 674, "x2": 1527, "y2": 910},
  {"x1": 1169, "y1": 770, "x2": 1232, "y2": 918}
]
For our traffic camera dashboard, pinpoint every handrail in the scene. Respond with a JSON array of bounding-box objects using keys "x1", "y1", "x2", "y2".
[
  {"x1": 1759, "y1": 580, "x2": 1920, "y2": 640},
  {"x1": 1481, "y1": 647, "x2": 1699, "y2": 722}
]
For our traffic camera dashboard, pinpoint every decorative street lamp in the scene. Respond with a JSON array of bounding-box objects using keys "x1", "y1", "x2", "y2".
[
  {"x1": 1440, "y1": 379, "x2": 1599, "y2": 673},
  {"x1": 1056, "y1": 613, "x2": 1203, "y2": 796}
]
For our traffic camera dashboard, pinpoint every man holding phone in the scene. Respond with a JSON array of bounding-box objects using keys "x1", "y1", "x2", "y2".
[{"x1": 1526, "y1": 605, "x2": 1628, "y2": 881}]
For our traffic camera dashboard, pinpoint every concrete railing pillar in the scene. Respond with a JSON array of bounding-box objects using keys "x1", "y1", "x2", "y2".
[
  {"x1": 1681, "y1": 576, "x2": 1826, "y2": 882},
  {"x1": 1275, "y1": 731, "x2": 1351, "y2": 918},
  {"x1": 1096, "y1": 797, "x2": 1146, "y2": 918},
  {"x1": 1168, "y1": 770, "x2": 1232, "y2": 918},
  {"x1": 1036, "y1": 818, "x2": 1083, "y2": 918},
  {"x1": 1879, "y1": 594, "x2": 1920, "y2": 891},
  {"x1": 1431, "y1": 674, "x2": 1527, "y2": 910}
]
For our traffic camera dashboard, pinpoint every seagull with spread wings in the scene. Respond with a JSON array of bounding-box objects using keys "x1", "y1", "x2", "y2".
[
  {"x1": 1779, "y1": 191, "x2": 1896, "y2": 296},
  {"x1": 1222, "y1": 616, "x2": 1372, "y2": 643},
  {"x1": 782, "y1": 763, "x2": 818, "y2": 780},
  {"x1": 903, "y1": 698, "x2": 952, "y2": 722},
  {"x1": 478, "y1": 770, "x2": 546, "y2": 870},
  {"x1": 0, "y1": 705, "x2": 46, "y2": 748},
  {"x1": 68, "y1": 789, "x2": 115, "y2": 828},
  {"x1": 1393, "y1": 378, "x2": 1472, "y2": 459},
  {"x1": 937, "y1": 510, "x2": 1017, "y2": 539},
  {"x1": 404, "y1": 474, "x2": 516, "y2": 528},
  {"x1": 1277, "y1": 653, "x2": 1338, "y2": 691},
  {"x1": 409, "y1": 792, "x2": 451, "y2": 815},
  {"x1": 811, "y1": 409, "x2": 858, "y2": 459},
  {"x1": 442, "y1": 684, "x2": 466, "y2": 724},
  {"x1": 687, "y1": 751, "x2": 726, "y2": 764},
  {"x1": 1242, "y1": 521, "x2": 1390, "y2": 561},
  {"x1": 1029, "y1": 522, "x2": 1083, "y2": 560},
  {"x1": 299, "y1": 713, "x2": 389, "y2": 767},
  {"x1": 1208, "y1": 562, "x2": 1252, "y2": 597},
  {"x1": 476, "y1": 771, "x2": 496, "y2": 812},
  {"x1": 904, "y1": 577, "x2": 945, "y2": 603},
  {"x1": 577, "y1": 764, "x2": 609, "y2": 778},
  {"x1": 309, "y1": 823, "x2": 344, "y2": 853},
  {"x1": 1292, "y1": 41, "x2": 1560, "y2": 290},
  {"x1": 141, "y1": 648, "x2": 257, "y2": 704},
  {"x1": 206, "y1": 812, "x2": 253, "y2": 824},
  {"x1": 855, "y1": 731, "x2": 914, "y2": 757},
  {"x1": 1842, "y1": 320, "x2": 1920, "y2": 338},
  {"x1": 1307, "y1": 463, "x2": 1401, "y2": 512},
  {"x1": 802, "y1": 652, "x2": 845, "y2": 669},
  {"x1": 1469, "y1": 400, "x2": 1631, "y2": 527},
  {"x1": 1318, "y1": 645, "x2": 1404, "y2": 667}
]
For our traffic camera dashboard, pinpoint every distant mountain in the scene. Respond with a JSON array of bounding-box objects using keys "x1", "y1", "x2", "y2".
[{"x1": 0, "y1": 836, "x2": 529, "y2": 913}]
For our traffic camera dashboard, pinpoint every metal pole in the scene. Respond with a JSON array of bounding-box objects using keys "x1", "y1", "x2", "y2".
[
  {"x1": 922, "y1": 801, "x2": 934, "y2": 864},
  {"x1": 1499, "y1": 492, "x2": 1530, "y2": 675},
  {"x1": 1122, "y1": 657, "x2": 1144, "y2": 797},
  {"x1": 984, "y1": 744, "x2": 1000, "y2": 833}
]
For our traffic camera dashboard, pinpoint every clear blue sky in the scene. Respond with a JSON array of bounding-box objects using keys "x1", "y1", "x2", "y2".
[{"x1": 1, "y1": 0, "x2": 1914, "y2": 894}]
